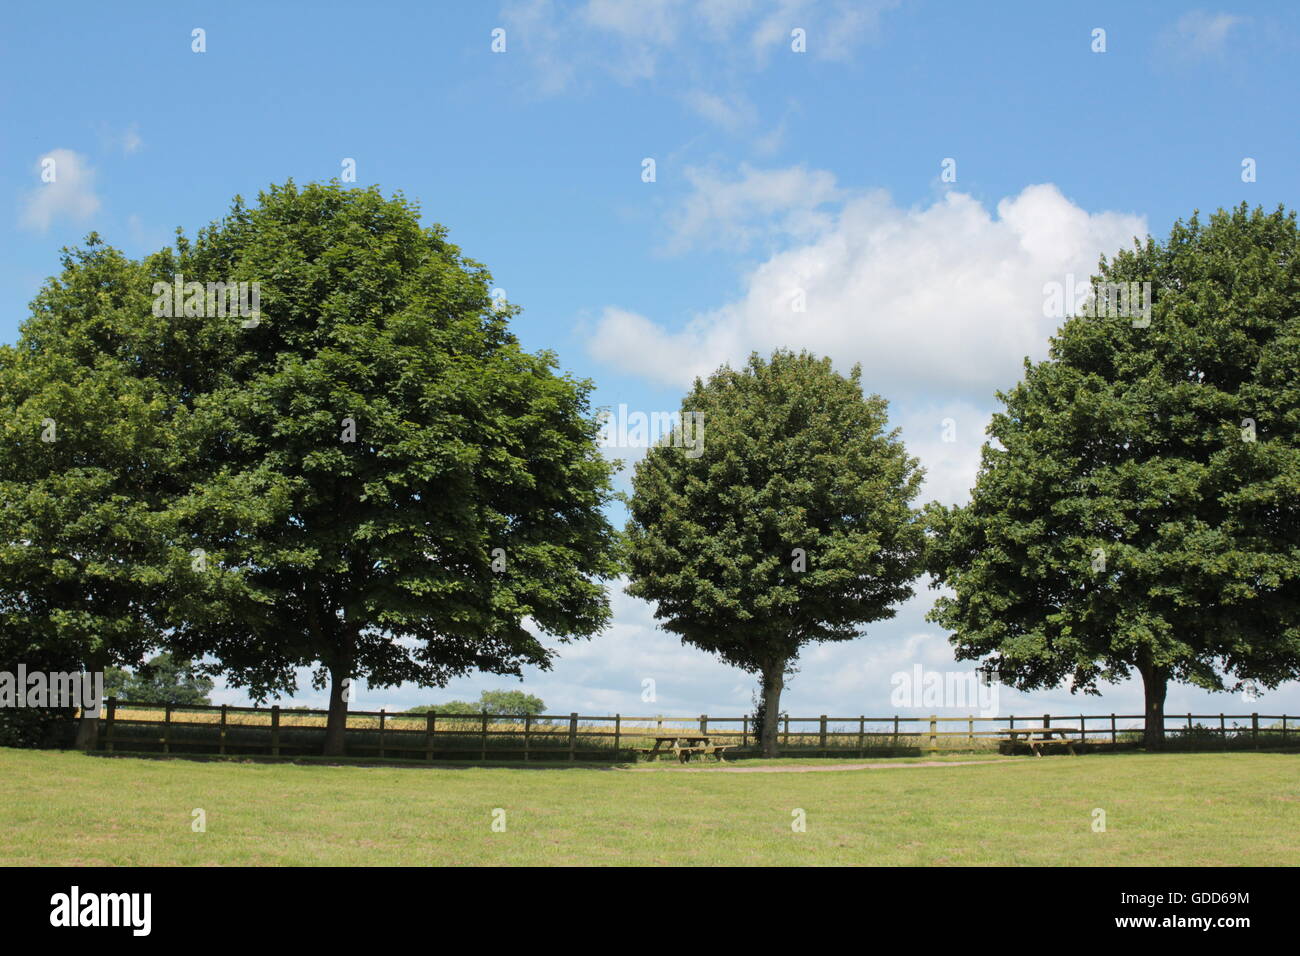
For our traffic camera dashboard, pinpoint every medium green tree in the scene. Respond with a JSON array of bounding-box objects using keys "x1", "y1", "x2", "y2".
[
  {"x1": 103, "y1": 652, "x2": 214, "y2": 706},
  {"x1": 624, "y1": 350, "x2": 925, "y2": 756},
  {"x1": 164, "y1": 182, "x2": 620, "y2": 754},
  {"x1": 476, "y1": 689, "x2": 545, "y2": 715},
  {"x1": 926, "y1": 205, "x2": 1300, "y2": 747},
  {"x1": 406, "y1": 690, "x2": 544, "y2": 716}
]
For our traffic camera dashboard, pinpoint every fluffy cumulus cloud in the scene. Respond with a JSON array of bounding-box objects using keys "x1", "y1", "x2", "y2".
[
  {"x1": 894, "y1": 401, "x2": 992, "y2": 507},
  {"x1": 19, "y1": 149, "x2": 102, "y2": 232},
  {"x1": 590, "y1": 172, "x2": 1148, "y2": 404}
]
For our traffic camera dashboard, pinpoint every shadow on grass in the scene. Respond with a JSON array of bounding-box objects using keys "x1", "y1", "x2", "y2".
[
  {"x1": 80, "y1": 751, "x2": 629, "y2": 771},
  {"x1": 71, "y1": 736, "x2": 1300, "y2": 772}
]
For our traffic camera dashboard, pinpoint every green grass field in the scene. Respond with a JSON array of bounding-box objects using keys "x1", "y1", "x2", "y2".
[{"x1": 2, "y1": 748, "x2": 1296, "y2": 865}]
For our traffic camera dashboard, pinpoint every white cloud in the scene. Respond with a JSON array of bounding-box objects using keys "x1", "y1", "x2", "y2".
[
  {"x1": 95, "y1": 121, "x2": 143, "y2": 156},
  {"x1": 896, "y1": 401, "x2": 992, "y2": 507},
  {"x1": 121, "y1": 123, "x2": 143, "y2": 155},
  {"x1": 1164, "y1": 11, "x2": 1245, "y2": 59},
  {"x1": 681, "y1": 89, "x2": 758, "y2": 134},
  {"x1": 583, "y1": 0, "x2": 682, "y2": 44},
  {"x1": 19, "y1": 149, "x2": 102, "y2": 232},
  {"x1": 665, "y1": 162, "x2": 842, "y2": 252},
  {"x1": 589, "y1": 175, "x2": 1147, "y2": 405},
  {"x1": 500, "y1": 0, "x2": 579, "y2": 95},
  {"x1": 751, "y1": 0, "x2": 900, "y2": 63},
  {"x1": 501, "y1": 0, "x2": 902, "y2": 96}
]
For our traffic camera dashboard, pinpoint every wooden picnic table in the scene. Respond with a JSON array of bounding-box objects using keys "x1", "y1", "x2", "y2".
[
  {"x1": 998, "y1": 726, "x2": 1081, "y2": 756},
  {"x1": 641, "y1": 734, "x2": 735, "y2": 763}
]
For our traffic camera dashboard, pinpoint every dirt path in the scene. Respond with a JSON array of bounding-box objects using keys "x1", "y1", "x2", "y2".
[{"x1": 619, "y1": 757, "x2": 1031, "y2": 774}]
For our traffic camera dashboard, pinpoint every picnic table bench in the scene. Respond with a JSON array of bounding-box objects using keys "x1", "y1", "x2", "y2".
[
  {"x1": 997, "y1": 726, "x2": 1083, "y2": 756},
  {"x1": 638, "y1": 734, "x2": 736, "y2": 763}
]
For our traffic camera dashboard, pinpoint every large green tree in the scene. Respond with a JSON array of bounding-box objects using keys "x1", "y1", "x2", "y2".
[
  {"x1": 4, "y1": 182, "x2": 620, "y2": 756},
  {"x1": 624, "y1": 350, "x2": 925, "y2": 756},
  {"x1": 165, "y1": 182, "x2": 620, "y2": 754},
  {"x1": 927, "y1": 204, "x2": 1300, "y2": 746}
]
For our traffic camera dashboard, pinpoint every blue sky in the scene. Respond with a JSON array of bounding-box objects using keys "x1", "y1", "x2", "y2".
[{"x1": 3, "y1": 1, "x2": 1299, "y2": 723}]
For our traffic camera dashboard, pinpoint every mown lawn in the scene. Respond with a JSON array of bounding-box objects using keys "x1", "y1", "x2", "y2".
[{"x1": 1, "y1": 748, "x2": 1296, "y2": 865}]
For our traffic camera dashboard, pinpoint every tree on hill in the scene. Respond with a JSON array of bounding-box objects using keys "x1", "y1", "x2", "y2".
[
  {"x1": 624, "y1": 350, "x2": 926, "y2": 756},
  {"x1": 926, "y1": 204, "x2": 1300, "y2": 747}
]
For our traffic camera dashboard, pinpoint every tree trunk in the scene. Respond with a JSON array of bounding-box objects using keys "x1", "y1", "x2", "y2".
[
  {"x1": 74, "y1": 712, "x2": 100, "y2": 751},
  {"x1": 760, "y1": 663, "x2": 785, "y2": 758},
  {"x1": 323, "y1": 664, "x2": 351, "y2": 757},
  {"x1": 1137, "y1": 654, "x2": 1167, "y2": 750},
  {"x1": 74, "y1": 657, "x2": 105, "y2": 750}
]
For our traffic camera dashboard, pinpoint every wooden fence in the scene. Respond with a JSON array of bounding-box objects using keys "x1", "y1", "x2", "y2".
[{"x1": 89, "y1": 699, "x2": 1298, "y2": 761}]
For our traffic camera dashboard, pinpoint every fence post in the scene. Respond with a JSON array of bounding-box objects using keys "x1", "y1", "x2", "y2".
[
  {"x1": 1079, "y1": 715, "x2": 1086, "y2": 747},
  {"x1": 1252, "y1": 712, "x2": 1259, "y2": 748},
  {"x1": 1283, "y1": 715, "x2": 1288, "y2": 743},
  {"x1": 568, "y1": 713, "x2": 578, "y2": 762},
  {"x1": 523, "y1": 715, "x2": 531, "y2": 762},
  {"x1": 819, "y1": 715, "x2": 827, "y2": 753},
  {"x1": 425, "y1": 712, "x2": 435, "y2": 761},
  {"x1": 163, "y1": 704, "x2": 172, "y2": 754},
  {"x1": 928, "y1": 715, "x2": 937, "y2": 754},
  {"x1": 858, "y1": 716, "x2": 865, "y2": 757},
  {"x1": 700, "y1": 714, "x2": 707, "y2": 735},
  {"x1": 783, "y1": 715, "x2": 790, "y2": 748},
  {"x1": 742, "y1": 715, "x2": 748, "y2": 748},
  {"x1": 219, "y1": 703, "x2": 227, "y2": 755},
  {"x1": 892, "y1": 715, "x2": 899, "y2": 750},
  {"x1": 1219, "y1": 713, "x2": 1226, "y2": 749},
  {"x1": 614, "y1": 714, "x2": 621, "y2": 757},
  {"x1": 968, "y1": 714, "x2": 974, "y2": 748},
  {"x1": 271, "y1": 705, "x2": 280, "y2": 757},
  {"x1": 378, "y1": 708, "x2": 386, "y2": 759},
  {"x1": 481, "y1": 710, "x2": 489, "y2": 761},
  {"x1": 1110, "y1": 713, "x2": 1116, "y2": 746},
  {"x1": 1043, "y1": 713, "x2": 1051, "y2": 732},
  {"x1": 106, "y1": 697, "x2": 117, "y2": 754}
]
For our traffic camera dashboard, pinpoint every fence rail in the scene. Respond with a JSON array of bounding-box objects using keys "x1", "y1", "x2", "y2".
[{"x1": 86, "y1": 698, "x2": 1297, "y2": 761}]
